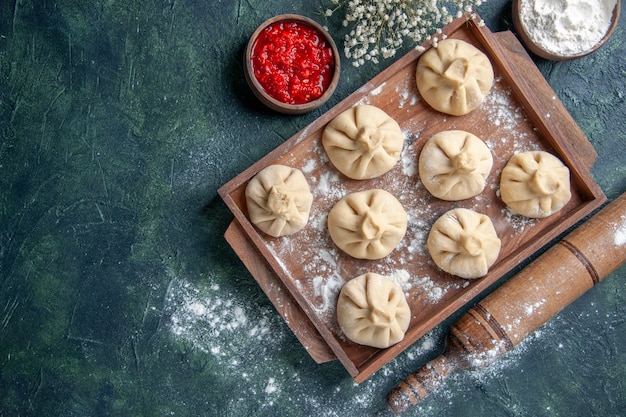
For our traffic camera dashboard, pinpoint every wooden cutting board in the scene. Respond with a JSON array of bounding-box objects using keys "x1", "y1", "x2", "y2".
[{"x1": 219, "y1": 16, "x2": 605, "y2": 382}]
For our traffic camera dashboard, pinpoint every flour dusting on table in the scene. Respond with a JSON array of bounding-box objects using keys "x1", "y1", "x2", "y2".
[{"x1": 166, "y1": 277, "x2": 282, "y2": 355}]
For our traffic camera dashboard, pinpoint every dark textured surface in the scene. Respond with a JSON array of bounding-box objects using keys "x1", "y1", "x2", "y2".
[{"x1": 0, "y1": 1, "x2": 624, "y2": 416}]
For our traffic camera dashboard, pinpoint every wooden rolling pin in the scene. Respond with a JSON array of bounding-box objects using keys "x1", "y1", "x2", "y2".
[{"x1": 387, "y1": 192, "x2": 626, "y2": 414}]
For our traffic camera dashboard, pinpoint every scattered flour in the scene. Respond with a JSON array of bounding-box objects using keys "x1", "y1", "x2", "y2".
[
  {"x1": 412, "y1": 275, "x2": 453, "y2": 303},
  {"x1": 164, "y1": 277, "x2": 317, "y2": 413},
  {"x1": 524, "y1": 298, "x2": 547, "y2": 316},
  {"x1": 166, "y1": 277, "x2": 280, "y2": 355},
  {"x1": 395, "y1": 74, "x2": 420, "y2": 108},
  {"x1": 264, "y1": 378, "x2": 279, "y2": 395},
  {"x1": 316, "y1": 170, "x2": 342, "y2": 197},
  {"x1": 502, "y1": 205, "x2": 539, "y2": 232},
  {"x1": 370, "y1": 82, "x2": 385, "y2": 96},
  {"x1": 311, "y1": 272, "x2": 345, "y2": 317},
  {"x1": 613, "y1": 216, "x2": 626, "y2": 246},
  {"x1": 302, "y1": 158, "x2": 317, "y2": 174},
  {"x1": 401, "y1": 148, "x2": 418, "y2": 177}
]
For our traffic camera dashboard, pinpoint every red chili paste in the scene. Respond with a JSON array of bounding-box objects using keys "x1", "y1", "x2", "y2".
[{"x1": 251, "y1": 20, "x2": 335, "y2": 105}]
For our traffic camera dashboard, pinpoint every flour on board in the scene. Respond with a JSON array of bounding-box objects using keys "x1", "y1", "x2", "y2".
[{"x1": 241, "y1": 65, "x2": 570, "y2": 377}]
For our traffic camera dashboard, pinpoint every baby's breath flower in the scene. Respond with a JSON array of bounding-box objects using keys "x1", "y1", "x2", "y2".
[{"x1": 322, "y1": 0, "x2": 487, "y2": 66}]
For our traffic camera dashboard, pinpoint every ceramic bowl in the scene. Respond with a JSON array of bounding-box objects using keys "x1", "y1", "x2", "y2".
[
  {"x1": 244, "y1": 14, "x2": 341, "y2": 114},
  {"x1": 512, "y1": 0, "x2": 621, "y2": 60}
]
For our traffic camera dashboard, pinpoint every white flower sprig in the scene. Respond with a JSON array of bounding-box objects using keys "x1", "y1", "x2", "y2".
[{"x1": 322, "y1": 0, "x2": 485, "y2": 67}]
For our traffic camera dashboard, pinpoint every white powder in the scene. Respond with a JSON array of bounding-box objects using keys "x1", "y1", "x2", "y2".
[
  {"x1": 166, "y1": 277, "x2": 280, "y2": 354},
  {"x1": 395, "y1": 75, "x2": 420, "y2": 108},
  {"x1": 302, "y1": 158, "x2": 317, "y2": 173},
  {"x1": 412, "y1": 275, "x2": 458, "y2": 303},
  {"x1": 316, "y1": 170, "x2": 341, "y2": 196},
  {"x1": 264, "y1": 377, "x2": 278, "y2": 394},
  {"x1": 524, "y1": 299, "x2": 547, "y2": 316},
  {"x1": 369, "y1": 82, "x2": 385, "y2": 96},
  {"x1": 501, "y1": 205, "x2": 539, "y2": 232},
  {"x1": 519, "y1": 0, "x2": 618, "y2": 56},
  {"x1": 311, "y1": 272, "x2": 344, "y2": 316},
  {"x1": 613, "y1": 216, "x2": 626, "y2": 246}
]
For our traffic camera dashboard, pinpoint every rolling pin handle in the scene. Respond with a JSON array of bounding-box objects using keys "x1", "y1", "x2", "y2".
[{"x1": 387, "y1": 348, "x2": 459, "y2": 414}]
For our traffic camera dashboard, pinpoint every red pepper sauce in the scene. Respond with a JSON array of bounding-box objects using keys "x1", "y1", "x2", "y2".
[{"x1": 251, "y1": 21, "x2": 335, "y2": 105}]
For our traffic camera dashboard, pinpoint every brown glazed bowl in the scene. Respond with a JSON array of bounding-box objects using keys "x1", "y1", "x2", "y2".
[
  {"x1": 244, "y1": 14, "x2": 341, "y2": 114},
  {"x1": 512, "y1": 0, "x2": 621, "y2": 61}
]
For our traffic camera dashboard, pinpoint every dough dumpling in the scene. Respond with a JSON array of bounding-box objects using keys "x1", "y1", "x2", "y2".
[
  {"x1": 419, "y1": 130, "x2": 493, "y2": 200},
  {"x1": 336, "y1": 273, "x2": 411, "y2": 349},
  {"x1": 322, "y1": 105, "x2": 403, "y2": 180},
  {"x1": 500, "y1": 151, "x2": 571, "y2": 218},
  {"x1": 428, "y1": 208, "x2": 501, "y2": 279},
  {"x1": 416, "y1": 39, "x2": 494, "y2": 116},
  {"x1": 245, "y1": 165, "x2": 313, "y2": 237},
  {"x1": 328, "y1": 189, "x2": 407, "y2": 260}
]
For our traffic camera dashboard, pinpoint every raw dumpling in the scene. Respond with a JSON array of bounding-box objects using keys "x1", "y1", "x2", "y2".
[
  {"x1": 327, "y1": 189, "x2": 407, "y2": 260},
  {"x1": 419, "y1": 130, "x2": 493, "y2": 200},
  {"x1": 322, "y1": 105, "x2": 403, "y2": 180},
  {"x1": 245, "y1": 164, "x2": 313, "y2": 237},
  {"x1": 500, "y1": 151, "x2": 571, "y2": 218},
  {"x1": 428, "y1": 208, "x2": 501, "y2": 279},
  {"x1": 336, "y1": 273, "x2": 411, "y2": 349},
  {"x1": 416, "y1": 39, "x2": 494, "y2": 116}
]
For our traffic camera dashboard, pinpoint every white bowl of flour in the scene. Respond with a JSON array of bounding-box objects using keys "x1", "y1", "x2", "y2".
[{"x1": 513, "y1": 0, "x2": 620, "y2": 60}]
